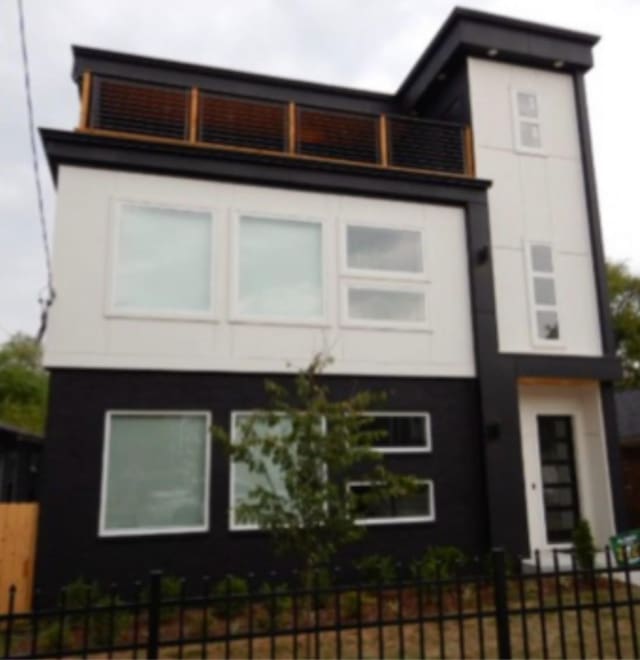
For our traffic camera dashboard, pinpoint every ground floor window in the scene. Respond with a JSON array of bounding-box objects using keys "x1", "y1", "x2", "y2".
[
  {"x1": 99, "y1": 411, "x2": 210, "y2": 536},
  {"x1": 348, "y1": 480, "x2": 435, "y2": 525}
]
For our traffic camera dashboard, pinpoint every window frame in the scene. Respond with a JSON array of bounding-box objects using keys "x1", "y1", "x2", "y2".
[
  {"x1": 348, "y1": 479, "x2": 435, "y2": 526},
  {"x1": 229, "y1": 210, "x2": 329, "y2": 327},
  {"x1": 98, "y1": 410, "x2": 212, "y2": 538},
  {"x1": 340, "y1": 280, "x2": 431, "y2": 331},
  {"x1": 106, "y1": 199, "x2": 218, "y2": 322},
  {"x1": 524, "y1": 241, "x2": 564, "y2": 348},
  {"x1": 363, "y1": 412, "x2": 432, "y2": 454},
  {"x1": 340, "y1": 219, "x2": 429, "y2": 282},
  {"x1": 228, "y1": 410, "x2": 327, "y2": 532},
  {"x1": 511, "y1": 88, "x2": 545, "y2": 156}
]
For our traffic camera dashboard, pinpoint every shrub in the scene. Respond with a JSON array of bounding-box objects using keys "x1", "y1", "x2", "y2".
[
  {"x1": 354, "y1": 554, "x2": 397, "y2": 587},
  {"x1": 258, "y1": 582, "x2": 292, "y2": 618},
  {"x1": 210, "y1": 575, "x2": 249, "y2": 618},
  {"x1": 37, "y1": 621, "x2": 73, "y2": 654},
  {"x1": 60, "y1": 578, "x2": 102, "y2": 625},
  {"x1": 89, "y1": 595, "x2": 132, "y2": 647},
  {"x1": 410, "y1": 546, "x2": 466, "y2": 583},
  {"x1": 573, "y1": 518, "x2": 596, "y2": 571}
]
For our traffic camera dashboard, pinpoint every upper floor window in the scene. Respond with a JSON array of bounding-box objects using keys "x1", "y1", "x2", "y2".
[
  {"x1": 234, "y1": 214, "x2": 325, "y2": 323},
  {"x1": 345, "y1": 225, "x2": 425, "y2": 278},
  {"x1": 526, "y1": 243, "x2": 561, "y2": 344},
  {"x1": 341, "y1": 221, "x2": 429, "y2": 330},
  {"x1": 111, "y1": 203, "x2": 214, "y2": 317},
  {"x1": 512, "y1": 90, "x2": 544, "y2": 154}
]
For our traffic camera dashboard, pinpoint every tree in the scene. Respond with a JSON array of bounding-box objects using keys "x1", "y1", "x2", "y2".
[
  {"x1": 214, "y1": 354, "x2": 419, "y2": 581},
  {"x1": 607, "y1": 261, "x2": 640, "y2": 388},
  {"x1": 0, "y1": 333, "x2": 48, "y2": 434}
]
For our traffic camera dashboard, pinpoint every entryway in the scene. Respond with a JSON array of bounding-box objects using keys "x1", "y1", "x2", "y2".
[{"x1": 518, "y1": 380, "x2": 615, "y2": 553}]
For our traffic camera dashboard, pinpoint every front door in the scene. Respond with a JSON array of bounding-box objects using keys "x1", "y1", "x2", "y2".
[{"x1": 537, "y1": 415, "x2": 580, "y2": 544}]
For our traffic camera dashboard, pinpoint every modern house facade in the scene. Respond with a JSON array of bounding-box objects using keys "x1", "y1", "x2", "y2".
[{"x1": 37, "y1": 8, "x2": 625, "y2": 590}]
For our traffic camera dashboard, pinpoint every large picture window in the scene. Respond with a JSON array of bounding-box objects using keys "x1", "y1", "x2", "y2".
[
  {"x1": 235, "y1": 215, "x2": 324, "y2": 321},
  {"x1": 99, "y1": 412, "x2": 210, "y2": 536},
  {"x1": 229, "y1": 412, "x2": 292, "y2": 530},
  {"x1": 112, "y1": 203, "x2": 214, "y2": 316}
]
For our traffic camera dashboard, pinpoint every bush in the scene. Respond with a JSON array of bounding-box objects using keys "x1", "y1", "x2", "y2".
[
  {"x1": 354, "y1": 554, "x2": 396, "y2": 587},
  {"x1": 410, "y1": 546, "x2": 466, "y2": 583},
  {"x1": 37, "y1": 621, "x2": 73, "y2": 654},
  {"x1": 59, "y1": 578, "x2": 102, "y2": 625},
  {"x1": 210, "y1": 575, "x2": 249, "y2": 618},
  {"x1": 90, "y1": 595, "x2": 132, "y2": 647},
  {"x1": 140, "y1": 575, "x2": 184, "y2": 622},
  {"x1": 573, "y1": 518, "x2": 596, "y2": 571},
  {"x1": 258, "y1": 582, "x2": 292, "y2": 619}
]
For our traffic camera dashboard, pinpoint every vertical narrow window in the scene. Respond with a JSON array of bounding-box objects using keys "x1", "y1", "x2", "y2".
[
  {"x1": 527, "y1": 243, "x2": 561, "y2": 343},
  {"x1": 112, "y1": 204, "x2": 214, "y2": 315},
  {"x1": 512, "y1": 90, "x2": 543, "y2": 153},
  {"x1": 236, "y1": 215, "x2": 324, "y2": 321}
]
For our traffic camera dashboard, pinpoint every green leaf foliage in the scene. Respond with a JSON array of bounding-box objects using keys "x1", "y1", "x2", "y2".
[
  {"x1": 572, "y1": 518, "x2": 596, "y2": 572},
  {"x1": 607, "y1": 261, "x2": 640, "y2": 388},
  {"x1": 0, "y1": 333, "x2": 48, "y2": 434},
  {"x1": 213, "y1": 353, "x2": 421, "y2": 578}
]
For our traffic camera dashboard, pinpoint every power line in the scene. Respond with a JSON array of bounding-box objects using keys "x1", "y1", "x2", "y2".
[{"x1": 16, "y1": 0, "x2": 55, "y2": 342}]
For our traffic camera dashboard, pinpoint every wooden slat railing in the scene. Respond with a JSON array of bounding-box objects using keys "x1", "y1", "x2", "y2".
[{"x1": 78, "y1": 72, "x2": 475, "y2": 178}]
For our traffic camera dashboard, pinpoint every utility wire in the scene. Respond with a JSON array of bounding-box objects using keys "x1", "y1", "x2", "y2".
[{"x1": 17, "y1": 0, "x2": 55, "y2": 343}]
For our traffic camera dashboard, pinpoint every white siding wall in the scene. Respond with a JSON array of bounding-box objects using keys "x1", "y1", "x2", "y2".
[
  {"x1": 518, "y1": 382, "x2": 614, "y2": 548},
  {"x1": 44, "y1": 166, "x2": 476, "y2": 377},
  {"x1": 468, "y1": 58, "x2": 602, "y2": 356}
]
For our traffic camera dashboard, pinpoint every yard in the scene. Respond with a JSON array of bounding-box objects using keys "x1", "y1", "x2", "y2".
[{"x1": 2, "y1": 570, "x2": 639, "y2": 658}]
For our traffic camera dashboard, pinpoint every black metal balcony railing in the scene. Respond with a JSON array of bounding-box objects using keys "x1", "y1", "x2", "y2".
[{"x1": 80, "y1": 73, "x2": 475, "y2": 177}]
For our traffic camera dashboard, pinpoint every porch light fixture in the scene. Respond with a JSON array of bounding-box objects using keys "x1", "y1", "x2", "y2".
[
  {"x1": 487, "y1": 48, "x2": 499, "y2": 57},
  {"x1": 553, "y1": 59, "x2": 565, "y2": 68}
]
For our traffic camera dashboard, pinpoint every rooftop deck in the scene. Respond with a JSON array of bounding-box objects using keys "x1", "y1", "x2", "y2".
[{"x1": 76, "y1": 73, "x2": 475, "y2": 179}]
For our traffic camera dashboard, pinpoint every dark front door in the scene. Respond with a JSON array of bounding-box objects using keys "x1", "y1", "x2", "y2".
[{"x1": 537, "y1": 415, "x2": 580, "y2": 543}]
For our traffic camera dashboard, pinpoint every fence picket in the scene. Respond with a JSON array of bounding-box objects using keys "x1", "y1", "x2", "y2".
[{"x1": 0, "y1": 550, "x2": 638, "y2": 659}]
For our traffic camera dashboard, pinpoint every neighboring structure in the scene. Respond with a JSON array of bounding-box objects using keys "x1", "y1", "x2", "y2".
[
  {"x1": 37, "y1": 7, "x2": 625, "y2": 590},
  {"x1": 0, "y1": 423, "x2": 41, "y2": 502},
  {"x1": 615, "y1": 390, "x2": 640, "y2": 528}
]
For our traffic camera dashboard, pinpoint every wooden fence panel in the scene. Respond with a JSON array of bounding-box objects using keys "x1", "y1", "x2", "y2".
[{"x1": 0, "y1": 503, "x2": 38, "y2": 613}]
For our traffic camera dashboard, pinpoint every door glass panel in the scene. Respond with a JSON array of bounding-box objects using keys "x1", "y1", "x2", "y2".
[
  {"x1": 543, "y1": 486, "x2": 574, "y2": 507},
  {"x1": 537, "y1": 415, "x2": 580, "y2": 544}
]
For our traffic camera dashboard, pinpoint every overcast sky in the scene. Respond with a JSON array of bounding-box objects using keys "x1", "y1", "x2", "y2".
[{"x1": 0, "y1": 0, "x2": 638, "y2": 339}]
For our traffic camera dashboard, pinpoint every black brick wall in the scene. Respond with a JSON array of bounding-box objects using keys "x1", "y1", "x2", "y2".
[{"x1": 37, "y1": 369, "x2": 489, "y2": 593}]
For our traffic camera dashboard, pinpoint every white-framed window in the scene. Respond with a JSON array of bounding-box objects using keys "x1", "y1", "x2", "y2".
[
  {"x1": 511, "y1": 89, "x2": 544, "y2": 154},
  {"x1": 98, "y1": 411, "x2": 211, "y2": 537},
  {"x1": 525, "y1": 242, "x2": 562, "y2": 345},
  {"x1": 109, "y1": 201, "x2": 216, "y2": 319},
  {"x1": 229, "y1": 411, "x2": 327, "y2": 531},
  {"x1": 364, "y1": 412, "x2": 432, "y2": 454},
  {"x1": 348, "y1": 480, "x2": 435, "y2": 525},
  {"x1": 340, "y1": 220, "x2": 429, "y2": 330},
  {"x1": 342, "y1": 222, "x2": 426, "y2": 280},
  {"x1": 231, "y1": 212, "x2": 326, "y2": 325},
  {"x1": 341, "y1": 281, "x2": 429, "y2": 330}
]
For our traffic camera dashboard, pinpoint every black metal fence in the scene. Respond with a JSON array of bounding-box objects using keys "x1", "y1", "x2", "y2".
[{"x1": 1, "y1": 548, "x2": 639, "y2": 659}]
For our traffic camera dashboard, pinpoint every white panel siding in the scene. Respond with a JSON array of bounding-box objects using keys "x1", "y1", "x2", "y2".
[
  {"x1": 468, "y1": 57, "x2": 602, "y2": 356},
  {"x1": 44, "y1": 166, "x2": 475, "y2": 377}
]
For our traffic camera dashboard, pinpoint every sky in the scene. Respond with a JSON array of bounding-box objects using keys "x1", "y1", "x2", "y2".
[{"x1": 0, "y1": 0, "x2": 638, "y2": 339}]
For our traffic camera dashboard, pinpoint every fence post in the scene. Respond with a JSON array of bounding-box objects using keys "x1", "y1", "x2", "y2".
[
  {"x1": 147, "y1": 570, "x2": 163, "y2": 659},
  {"x1": 492, "y1": 548, "x2": 512, "y2": 659}
]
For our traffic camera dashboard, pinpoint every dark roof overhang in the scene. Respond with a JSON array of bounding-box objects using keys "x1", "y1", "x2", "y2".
[{"x1": 397, "y1": 7, "x2": 600, "y2": 112}]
